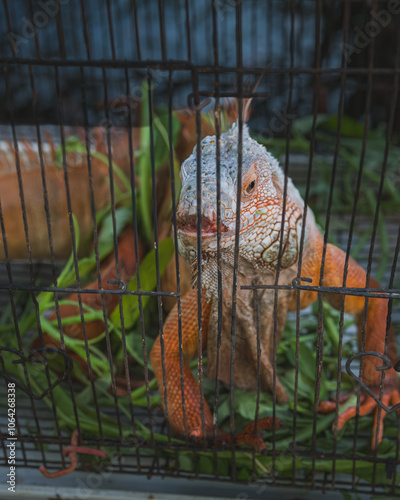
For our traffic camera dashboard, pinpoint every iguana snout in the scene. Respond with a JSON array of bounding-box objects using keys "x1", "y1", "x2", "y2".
[{"x1": 176, "y1": 213, "x2": 230, "y2": 235}]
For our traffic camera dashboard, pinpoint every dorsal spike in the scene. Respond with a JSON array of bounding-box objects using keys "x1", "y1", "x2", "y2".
[
  {"x1": 242, "y1": 65, "x2": 271, "y2": 122},
  {"x1": 228, "y1": 65, "x2": 271, "y2": 125}
]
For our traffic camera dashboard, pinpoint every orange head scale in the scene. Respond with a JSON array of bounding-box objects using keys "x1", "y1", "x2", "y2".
[{"x1": 176, "y1": 121, "x2": 309, "y2": 292}]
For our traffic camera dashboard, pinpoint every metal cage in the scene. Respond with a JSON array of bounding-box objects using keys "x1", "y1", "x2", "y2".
[{"x1": 0, "y1": 1, "x2": 400, "y2": 498}]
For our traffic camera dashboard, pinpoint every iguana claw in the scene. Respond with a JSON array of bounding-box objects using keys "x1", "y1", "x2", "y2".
[
  {"x1": 233, "y1": 417, "x2": 283, "y2": 454},
  {"x1": 188, "y1": 417, "x2": 283, "y2": 454},
  {"x1": 318, "y1": 388, "x2": 400, "y2": 449}
]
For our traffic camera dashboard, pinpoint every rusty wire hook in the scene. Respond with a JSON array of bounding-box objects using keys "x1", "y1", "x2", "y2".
[
  {"x1": 39, "y1": 430, "x2": 107, "y2": 478},
  {"x1": 345, "y1": 351, "x2": 400, "y2": 413}
]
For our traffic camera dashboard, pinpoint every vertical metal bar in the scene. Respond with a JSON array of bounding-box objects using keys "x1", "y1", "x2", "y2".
[
  {"x1": 211, "y1": 0, "x2": 223, "y2": 478},
  {"x1": 132, "y1": 0, "x2": 141, "y2": 60},
  {"x1": 251, "y1": 0, "x2": 257, "y2": 66},
  {"x1": 101, "y1": 67, "x2": 124, "y2": 443},
  {"x1": 253, "y1": 288, "x2": 262, "y2": 481},
  {"x1": 222, "y1": 3, "x2": 229, "y2": 70},
  {"x1": 228, "y1": 0, "x2": 244, "y2": 481},
  {"x1": 348, "y1": 2, "x2": 376, "y2": 489},
  {"x1": 270, "y1": 0, "x2": 295, "y2": 480},
  {"x1": 167, "y1": 69, "x2": 188, "y2": 441},
  {"x1": 55, "y1": 1, "x2": 66, "y2": 59},
  {"x1": 292, "y1": 0, "x2": 324, "y2": 485},
  {"x1": 123, "y1": 67, "x2": 154, "y2": 447},
  {"x1": 184, "y1": 0, "x2": 192, "y2": 62},
  {"x1": 330, "y1": 0, "x2": 351, "y2": 488},
  {"x1": 146, "y1": 70, "x2": 169, "y2": 474},
  {"x1": 298, "y1": 1, "x2": 305, "y2": 67},
  {"x1": 144, "y1": 0, "x2": 153, "y2": 60},
  {"x1": 211, "y1": 0, "x2": 222, "y2": 436},
  {"x1": 106, "y1": 0, "x2": 116, "y2": 59},
  {"x1": 147, "y1": 72, "x2": 172, "y2": 449},
  {"x1": 79, "y1": 0, "x2": 91, "y2": 60},
  {"x1": 158, "y1": 0, "x2": 167, "y2": 62},
  {"x1": 27, "y1": 62, "x2": 80, "y2": 466},
  {"x1": 2, "y1": 0, "x2": 16, "y2": 58},
  {"x1": 56, "y1": 65, "x2": 104, "y2": 444},
  {"x1": 3, "y1": 62, "x2": 46, "y2": 465},
  {"x1": 120, "y1": 66, "x2": 141, "y2": 467},
  {"x1": 27, "y1": 0, "x2": 41, "y2": 58},
  {"x1": 306, "y1": 0, "x2": 329, "y2": 486},
  {"x1": 166, "y1": 66, "x2": 191, "y2": 478},
  {"x1": 266, "y1": 0, "x2": 273, "y2": 63},
  {"x1": 190, "y1": 0, "x2": 198, "y2": 63},
  {"x1": 191, "y1": 67, "x2": 207, "y2": 447},
  {"x1": 114, "y1": 0, "x2": 125, "y2": 62},
  {"x1": 175, "y1": 0, "x2": 183, "y2": 60}
]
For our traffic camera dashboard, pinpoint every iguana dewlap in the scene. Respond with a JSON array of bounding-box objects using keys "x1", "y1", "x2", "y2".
[{"x1": 150, "y1": 122, "x2": 400, "y2": 451}]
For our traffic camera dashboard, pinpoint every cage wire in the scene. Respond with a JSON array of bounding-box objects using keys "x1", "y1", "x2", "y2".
[{"x1": 0, "y1": 0, "x2": 400, "y2": 497}]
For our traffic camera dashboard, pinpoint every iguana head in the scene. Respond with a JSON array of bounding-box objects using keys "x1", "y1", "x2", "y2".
[{"x1": 176, "y1": 122, "x2": 306, "y2": 286}]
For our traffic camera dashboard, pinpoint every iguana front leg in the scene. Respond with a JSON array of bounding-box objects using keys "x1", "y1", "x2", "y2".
[
  {"x1": 292, "y1": 233, "x2": 400, "y2": 448},
  {"x1": 150, "y1": 288, "x2": 282, "y2": 452},
  {"x1": 150, "y1": 288, "x2": 213, "y2": 437}
]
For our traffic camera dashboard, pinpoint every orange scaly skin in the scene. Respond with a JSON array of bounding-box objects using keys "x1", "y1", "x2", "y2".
[
  {"x1": 150, "y1": 288, "x2": 282, "y2": 453},
  {"x1": 150, "y1": 121, "x2": 399, "y2": 451},
  {"x1": 150, "y1": 289, "x2": 213, "y2": 436},
  {"x1": 296, "y1": 237, "x2": 400, "y2": 446}
]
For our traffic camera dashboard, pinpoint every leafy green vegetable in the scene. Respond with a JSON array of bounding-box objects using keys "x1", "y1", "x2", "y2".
[
  {"x1": 97, "y1": 206, "x2": 132, "y2": 257},
  {"x1": 135, "y1": 83, "x2": 181, "y2": 247},
  {"x1": 110, "y1": 237, "x2": 174, "y2": 329}
]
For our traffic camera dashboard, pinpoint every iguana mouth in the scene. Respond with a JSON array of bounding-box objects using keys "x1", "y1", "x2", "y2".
[{"x1": 176, "y1": 214, "x2": 230, "y2": 236}]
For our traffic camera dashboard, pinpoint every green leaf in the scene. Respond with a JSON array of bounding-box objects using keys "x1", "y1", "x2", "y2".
[
  {"x1": 298, "y1": 343, "x2": 318, "y2": 382},
  {"x1": 110, "y1": 237, "x2": 174, "y2": 329},
  {"x1": 134, "y1": 86, "x2": 182, "y2": 247},
  {"x1": 178, "y1": 453, "x2": 195, "y2": 472},
  {"x1": 97, "y1": 206, "x2": 132, "y2": 259},
  {"x1": 217, "y1": 389, "x2": 290, "y2": 430},
  {"x1": 198, "y1": 455, "x2": 214, "y2": 475},
  {"x1": 153, "y1": 109, "x2": 181, "y2": 168},
  {"x1": 291, "y1": 114, "x2": 329, "y2": 137},
  {"x1": 319, "y1": 115, "x2": 366, "y2": 139}
]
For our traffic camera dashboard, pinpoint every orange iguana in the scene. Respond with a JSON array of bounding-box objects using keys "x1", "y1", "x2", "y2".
[{"x1": 150, "y1": 114, "x2": 400, "y2": 453}]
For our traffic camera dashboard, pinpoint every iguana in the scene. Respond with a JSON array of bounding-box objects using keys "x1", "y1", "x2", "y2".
[{"x1": 150, "y1": 113, "x2": 400, "y2": 453}]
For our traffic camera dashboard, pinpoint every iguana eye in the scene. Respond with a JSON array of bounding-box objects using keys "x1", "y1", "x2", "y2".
[{"x1": 246, "y1": 179, "x2": 256, "y2": 194}]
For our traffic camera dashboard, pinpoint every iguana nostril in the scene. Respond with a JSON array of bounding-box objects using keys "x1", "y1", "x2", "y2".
[
  {"x1": 176, "y1": 213, "x2": 229, "y2": 234},
  {"x1": 204, "y1": 206, "x2": 217, "y2": 224},
  {"x1": 201, "y1": 211, "x2": 219, "y2": 232}
]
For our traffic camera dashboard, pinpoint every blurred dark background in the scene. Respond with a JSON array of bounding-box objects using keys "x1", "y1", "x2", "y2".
[{"x1": 0, "y1": 0, "x2": 399, "y2": 135}]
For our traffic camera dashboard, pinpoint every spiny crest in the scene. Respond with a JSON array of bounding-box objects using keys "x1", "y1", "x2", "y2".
[{"x1": 182, "y1": 121, "x2": 282, "y2": 183}]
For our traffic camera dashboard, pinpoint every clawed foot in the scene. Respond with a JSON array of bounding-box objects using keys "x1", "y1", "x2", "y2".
[
  {"x1": 234, "y1": 417, "x2": 283, "y2": 454},
  {"x1": 188, "y1": 417, "x2": 283, "y2": 454},
  {"x1": 318, "y1": 387, "x2": 400, "y2": 449}
]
